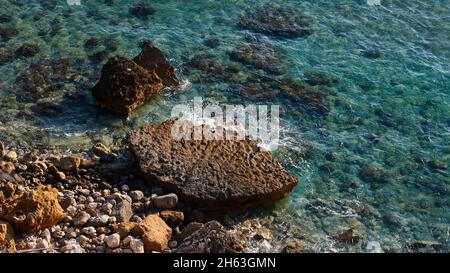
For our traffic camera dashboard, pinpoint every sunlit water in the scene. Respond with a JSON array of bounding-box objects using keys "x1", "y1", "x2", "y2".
[{"x1": 0, "y1": 0, "x2": 448, "y2": 252}]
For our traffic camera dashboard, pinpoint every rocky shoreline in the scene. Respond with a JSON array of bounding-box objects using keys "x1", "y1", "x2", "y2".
[
  {"x1": 0, "y1": 140, "x2": 241, "y2": 253},
  {"x1": 0, "y1": 127, "x2": 300, "y2": 254}
]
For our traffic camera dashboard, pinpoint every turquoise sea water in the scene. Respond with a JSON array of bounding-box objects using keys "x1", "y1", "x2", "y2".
[{"x1": 0, "y1": 0, "x2": 448, "y2": 252}]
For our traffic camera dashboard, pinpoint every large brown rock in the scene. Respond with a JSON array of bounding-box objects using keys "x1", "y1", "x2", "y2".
[
  {"x1": 129, "y1": 120, "x2": 298, "y2": 214},
  {"x1": 133, "y1": 44, "x2": 180, "y2": 87},
  {"x1": 92, "y1": 56, "x2": 163, "y2": 114},
  {"x1": 132, "y1": 214, "x2": 172, "y2": 252},
  {"x1": 0, "y1": 185, "x2": 64, "y2": 233}
]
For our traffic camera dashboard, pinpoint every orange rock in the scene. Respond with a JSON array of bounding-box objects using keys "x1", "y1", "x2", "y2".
[
  {"x1": 112, "y1": 222, "x2": 136, "y2": 239},
  {"x1": 0, "y1": 220, "x2": 15, "y2": 252},
  {"x1": 132, "y1": 214, "x2": 171, "y2": 252},
  {"x1": 0, "y1": 185, "x2": 64, "y2": 233}
]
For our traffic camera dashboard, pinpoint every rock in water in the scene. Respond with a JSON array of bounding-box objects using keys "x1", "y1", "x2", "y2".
[
  {"x1": 0, "y1": 185, "x2": 64, "y2": 232},
  {"x1": 129, "y1": 120, "x2": 298, "y2": 214},
  {"x1": 132, "y1": 214, "x2": 172, "y2": 252},
  {"x1": 133, "y1": 44, "x2": 180, "y2": 87},
  {"x1": 92, "y1": 56, "x2": 163, "y2": 114}
]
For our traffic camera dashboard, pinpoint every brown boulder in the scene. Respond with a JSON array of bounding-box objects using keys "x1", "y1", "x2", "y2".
[
  {"x1": 132, "y1": 214, "x2": 172, "y2": 252},
  {"x1": 129, "y1": 120, "x2": 298, "y2": 214},
  {"x1": 133, "y1": 44, "x2": 180, "y2": 87},
  {"x1": 92, "y1": 56, "x2": 163, "y2": 114},
  {"x1": 0, "y1": 185, "x2": 64, "y2": 233}
]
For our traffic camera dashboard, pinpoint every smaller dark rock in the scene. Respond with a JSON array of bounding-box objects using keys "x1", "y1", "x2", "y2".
[
  {"x1": 0, "y1": 14, "x2": 13, "y2": 23},
  {"x1": 89, "y1": 50, "x2": 110, "y2": 63},
  {"x1": 362, "y1": 49, "x2": 381, "y2": 59},
  {"x1": 0, "y1": 49, "x2": 13, "y2": 65},
  {"x1": 15, "y1": 43, "x2": 40, "y2": 58},
  {"x1": 129, "y1": 1, "x2": 155, "y2": 18},
  {"x1": 84, "y1": 37, "x2": 101, "y2": 50},
  {"x1": 203, "y1": 36, "x2": 220, "y2": 48},
  {"x1": 0, "y1": 25, "x2": 18, "y2": 41}
]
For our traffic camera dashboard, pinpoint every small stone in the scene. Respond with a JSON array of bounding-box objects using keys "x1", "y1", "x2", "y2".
[
  {"x1": 0, "y1": 161, "x2": 15, "y2": 173},
  {"x1": 73, "y1": 211, "x2": 91, "y2": 226},
  {"x1": 92, "y1": 143, "x2": 111, "y2": 156},
  {"x1": 169, "y1": 240, "x2": 178, "y2": 248},
  {"x1": 112, "y1": 200, "x2": 133, "y2": 222},
  {"x1": 0, "y1": 142, "x2": 4, "y2": 157},
  {"x1": 130, "y1": 190, "x2": 144, "y2": 202},
  {"x1": 130, "y1": 238, "x2": 145, "y2": 253},
  {"x1": 112, "y1": 222, "x2": 136, "y2": 239},
  {"x1": 4, "y1": 151, "x2": 17, "y2": 162},
  {"x1": 76, "y1": 235, "x2": 90, "y2": 245},
  {"x1": 121, "y1": 184, "x2": 130, "y2": 192},
  {"x1": 159, "y1": 210, "x2": 184, "y2": 227},
  {"x1": 131, "y1": 215, "x2": 143, "y2": 222},
  {"x1": 41, "y1": 228, "x2": 51, "y2": 243},
  {"x1": 27, "y1": 241, "x2": 37, "y2": 250},
  {"x1": 100, "y1": 203, "x2": 113, "y2": 214},
  {"x1": 105, "y1": 233, "x2": 120, "y2": 248},
  {"x1": 153, "y1": 193, "x2": 178, "y2": 210},
  {"x1": 59, "y1": 156, "x2": 81, "y2": 171},
  {"x1": 66, "y1": 206, "x2": 77, "y2": 216},
  {"x1": 60, "y1": 239, "x2": 84, "y2": 253},
  {"x1": 122, "y1": 235, "x2": 133, "y2": 246},
  {"x1": 88, "y1": 215, "x2": 109, "y2": 227},
  {"x1": 60, "y1": 196, "x2": 76, "y2": 209},
  {"x1": 55, "y1": 171, "x2": 66, "y2": 182},
  {"x1": 35, "y1": 238, "x2": 49, "y2": 249},
  {"x1": 81, "y1": 226, "x2": 97, "y2": 237}
]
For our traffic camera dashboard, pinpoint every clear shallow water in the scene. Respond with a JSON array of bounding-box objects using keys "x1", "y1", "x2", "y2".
[{"x1": 0, "y1": 0, "x2": 449, "y2": 252}]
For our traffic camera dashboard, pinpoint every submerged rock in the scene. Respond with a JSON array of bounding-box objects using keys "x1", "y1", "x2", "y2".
[
  {"x1": 203, "y1": 36, "x2": 220, "y2": 48},
  {"x1": 133, "y1": 43, "x2": 180, "y2": 87},
  {"x1": 0, "y1": 25, "x2": 18, "y2": 41},
  {"x1": 0, "y1": 185, "x2": 64, "y2": 233},
  {"x1": 13, "y1": 58, "x2": 74, "y2": 103},
  {"x1": 15, "y1": 43, "x2": 40, "y2": 58},
  {"x1": 129, "y1": 120, "x2": 298, "y2": 214},
  {"x1": 129, "y1": 1, "x2": 155, "y2": 18},
  {"x1": 239, "y1": 5, "x2": 313, "y2": 38},
  {"x1": 92, "y1": 56, "x2": 163, "y2": 114},
  {"x1": 304, "y1": 71, "x2": 337, "y2": 86},
  {"x1": 174, "y1": 221, "x2": 243, "y2": 253},
  {"x1": 229, "y1": 37, "x2": 285, "y2": 74},
  {"x1": 279, "y1": 78, "x2": 330, "y2": 114},
  {"x1": 361, "y1": 48, "x2": 381, "y2": 59},
  {"x1": 0, "y1": 49, "x2": 13, "y2": 65}
]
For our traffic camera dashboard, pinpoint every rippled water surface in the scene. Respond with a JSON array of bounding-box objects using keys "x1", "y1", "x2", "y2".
[{"x1": 0, "y1": 0, "x2": 449, "y2": 252}]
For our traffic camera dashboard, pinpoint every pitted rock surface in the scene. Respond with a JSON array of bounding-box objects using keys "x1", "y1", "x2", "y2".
[{"x1": 129, "y1": 120, "x2": 298, "y2": 213}]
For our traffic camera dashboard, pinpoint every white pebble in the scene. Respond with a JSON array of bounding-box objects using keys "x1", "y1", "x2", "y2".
[
  {"x1": 105, "y1": 233, "x2": 121, "y2": 248},
  {"x1": 130, "y1": 239, "x2": 145, "y2": 253}
]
